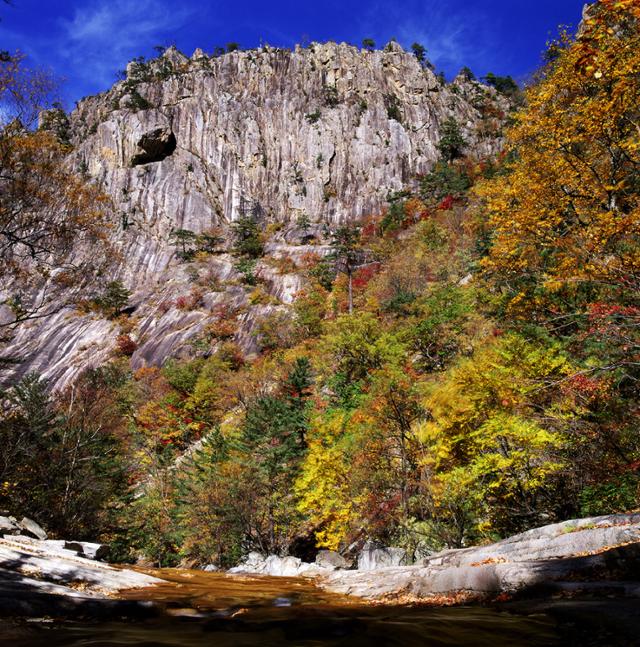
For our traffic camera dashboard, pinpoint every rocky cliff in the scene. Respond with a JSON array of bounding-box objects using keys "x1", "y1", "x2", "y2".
[{"x1": 2, "y1": 42, "x2": 509, "y2": 389}]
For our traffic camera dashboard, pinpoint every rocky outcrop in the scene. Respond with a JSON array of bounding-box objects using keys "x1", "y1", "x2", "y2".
[
  {"x1": 319, "y1": 514, "x2": 640, "y2": 601},
  {"x1": 357, "y1": 543, "x2": 407, "y2": 570},
  {"x1": 2, "y1": 43, "x2": 509, "y2": 390},
  {"x1": 0, "y1": 534, "x2": 163, "y2": 617},
  {"x1": 0, "y1": 515, "x2": 47, "y2": 541}
]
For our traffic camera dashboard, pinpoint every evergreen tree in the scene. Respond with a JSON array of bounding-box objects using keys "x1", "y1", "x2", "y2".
[{"x1": 437, "y1": 117, "x2": 466, "y2": 162}]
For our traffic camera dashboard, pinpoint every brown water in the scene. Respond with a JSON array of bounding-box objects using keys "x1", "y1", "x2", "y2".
[{"x1": 1, "y1": 569, "x2": 638, "y2": 646}]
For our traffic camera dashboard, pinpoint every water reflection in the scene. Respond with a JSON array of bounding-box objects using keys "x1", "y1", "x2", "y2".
[{"x1": 1, "y1": 568, "x2": 637, "y2": 646}]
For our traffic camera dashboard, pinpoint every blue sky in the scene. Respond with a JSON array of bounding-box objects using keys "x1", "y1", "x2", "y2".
[{"x1": 1, "y1": 0, "x2": 587, "y2": 107}]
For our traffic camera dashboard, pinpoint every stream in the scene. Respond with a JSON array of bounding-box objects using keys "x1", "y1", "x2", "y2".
[{"x1": 1, "y1": 568, "x2": 638, "y2": 646}]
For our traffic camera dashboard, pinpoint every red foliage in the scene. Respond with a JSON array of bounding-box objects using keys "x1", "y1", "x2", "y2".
[
  {"x1": 175, "y1": 296, "x2": 190, "y2": 310},
  {"x1": 438, "y1": 195, "x2": 455, "y2": 211},
  {"x1": 116, "y1": 334, "x2": 137, "y2": 356},
  {"x1": 352, "y1": 263, "x2": 381, "y2": 290}
]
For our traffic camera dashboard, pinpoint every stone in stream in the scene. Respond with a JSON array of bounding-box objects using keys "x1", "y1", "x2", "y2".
[{"x1": 229, "y1": 553, "x2": 326, "y2": 577}]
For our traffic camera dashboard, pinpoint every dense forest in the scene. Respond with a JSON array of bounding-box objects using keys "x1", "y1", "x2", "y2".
[{"x1": 1, "y1": 0, "x2": 638, "y2": 569}]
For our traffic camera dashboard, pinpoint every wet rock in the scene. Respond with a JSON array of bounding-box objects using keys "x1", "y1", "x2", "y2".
[{"x1": 321, "y1": 514, "x2": 640, "y2": 600}]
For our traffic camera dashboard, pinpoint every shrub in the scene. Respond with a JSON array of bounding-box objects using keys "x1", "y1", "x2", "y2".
[
  {"x1": 116, "y1": 334, "x2": 137, "y2": 356},
  {"x1": 94, "y1": 280, "x2": 130, "y2": 318}
]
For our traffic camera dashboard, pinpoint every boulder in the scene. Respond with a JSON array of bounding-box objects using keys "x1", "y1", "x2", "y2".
[
  {"x1": 263, "y1": 555, "x2": 306, "y2": 577},
  {"x1": 0, "y1": 516, "x2": 19, "y2": 535},
  {"x1": 64, "y1": 541, "x2": 109, "y2": 561},
  {"x1": 315, "y1": 550, "x2": 352, "y2": 570},
  {"x1": 18, "y1": 517, "x2": 47, "y2": 541},
  {"x1": 357, "y1": 544, "x2": 407, "y2": 571},
  {"x1": 229, "y1": 553, "x2": 326, "y2": 577},
  {"x1": 321, "y1": 514, "x2": 640, "y2": 600}
]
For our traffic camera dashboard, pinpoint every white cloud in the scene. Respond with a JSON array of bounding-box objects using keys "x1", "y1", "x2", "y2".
[
  {"x1": 359, "y1": 0, "x2": 502, "y2": 77},
  {"x1": 59, "y1": 0, "x2": 195, "y2": 89}
]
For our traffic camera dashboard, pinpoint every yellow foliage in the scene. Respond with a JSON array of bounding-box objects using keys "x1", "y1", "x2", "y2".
[
  {"x1": 295, "y1": 411, "x2": 360, "y2": 549},
  {"x1": 477, "y1": 1, "x2": 640, "y2": 314}
]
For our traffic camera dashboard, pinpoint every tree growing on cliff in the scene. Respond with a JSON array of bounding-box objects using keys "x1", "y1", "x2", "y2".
[
  {"x1": 437, "y1": 117, "x2": 466, "y2": 162},
  {"x1": 329, "y1": 224, "x2": 365, "y2": 314},
  {"x1": 411, "y1": 42, "x2": 427, "y2": 64},
  {"x1": 231, "y1": 210, "x2": 263, "y2": 259}
]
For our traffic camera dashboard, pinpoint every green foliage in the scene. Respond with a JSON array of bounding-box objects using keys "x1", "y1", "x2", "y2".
[
  {"x1": 324, "y1": 85, "x2": 340, "y2": 108},
  {"x1": 0, "y1": 370, "x2": 128, "y2": 539},
  {"x1": 380, "y1": 200, "x2": 406, "y2": 233},
  {"x1": 234, "y1": 257, "x2": 258, "y2": 285},
  {"x1": 436, "y1": 117, "x2": 466, "y2": 162},
  {"x1": 579, "y1": 473, "x2": 639, "y2": 517},
  {"x1": 94, "y1": 280, "x2": 130, "y2": 318},
  {"x1": 412, "y1": 285, "x2": 475, "y2": 371},
  {"x1": 321, "y1": 312, "x2": 404, "y2": 407},
  {"x1": 460, "y1": 66, "x2": 475, "y2": 81},
  {"x1": 169, "y1": 228, "x2": 223, "y2": 261},
  {"x1": 421, "y1": 161, "x2": 471, "y2": 202},
  {"x1": 362, "y1": 38, "x2": 376, "y2": 51},
  {"x1": 411, "y1": 42, "x2": 427, "y2": 63},
  {"x1": 231, "y1": 214, "x2": 263, "y2": 259},
  {"x1": 296, "y1": 213, "x2": 311, "y2": 232},
  {"x1": 483, "y1": 72, "x2": 519, "y2": 96},
  {"x1": 384, "y1": 93, "x2": 402, "y2": 122},
  {"x1": 128, "y1": 89, "x2": 151, "y2": 111},
  {"x1": 305, "y1": 110, "x2": 321, "y2": 124}
]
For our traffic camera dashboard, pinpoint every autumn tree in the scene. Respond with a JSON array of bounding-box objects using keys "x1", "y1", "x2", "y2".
[
  {"x1": 0, "y1": 368, "x2": 129, "y2": 538},
  {"x1": 329, "y1": 224, "x2": 366, "y2": 314},
  {"x1": 477, "y1": 0, "x2": 640, "y2": 383},
  {"x1": 0, "y1": 52, "x2": 113, "y2": 339}
]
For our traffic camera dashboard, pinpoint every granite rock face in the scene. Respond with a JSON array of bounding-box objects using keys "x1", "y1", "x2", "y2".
[
  {"x1": 2, "y1": 44, "x2": 508, "y2": 390},
  {"x1": 320, "y1": 514, "x2": 640, "y2": 600}
]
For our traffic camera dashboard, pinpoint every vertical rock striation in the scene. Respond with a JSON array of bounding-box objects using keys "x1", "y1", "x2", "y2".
[{"x1": 2, "y1": 43, "x2": 509, "y2": 389}]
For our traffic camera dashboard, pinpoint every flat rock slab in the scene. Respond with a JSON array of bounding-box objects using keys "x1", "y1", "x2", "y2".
[
  {"x1": 0, "y1": 536, "x2": 163, "y2": 596},
  {"x1": 320, "y1": 514, "x2": 640, "y2": 601}
]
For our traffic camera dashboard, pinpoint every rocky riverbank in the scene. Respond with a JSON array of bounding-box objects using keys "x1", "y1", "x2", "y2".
[
  {"x1": 1, "y1": 513, "x2": 639, "y2": 619},
  {"x1": 230, "y1": 514, "x2": 640, "y2": 602},
  {"x1": 0, "y1": 515, "x2": 161, "y2": 618}
]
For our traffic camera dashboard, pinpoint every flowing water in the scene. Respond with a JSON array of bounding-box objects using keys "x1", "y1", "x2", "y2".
[{"x1": 1, "y1": 568, "x2": 638, "y2": 646}]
